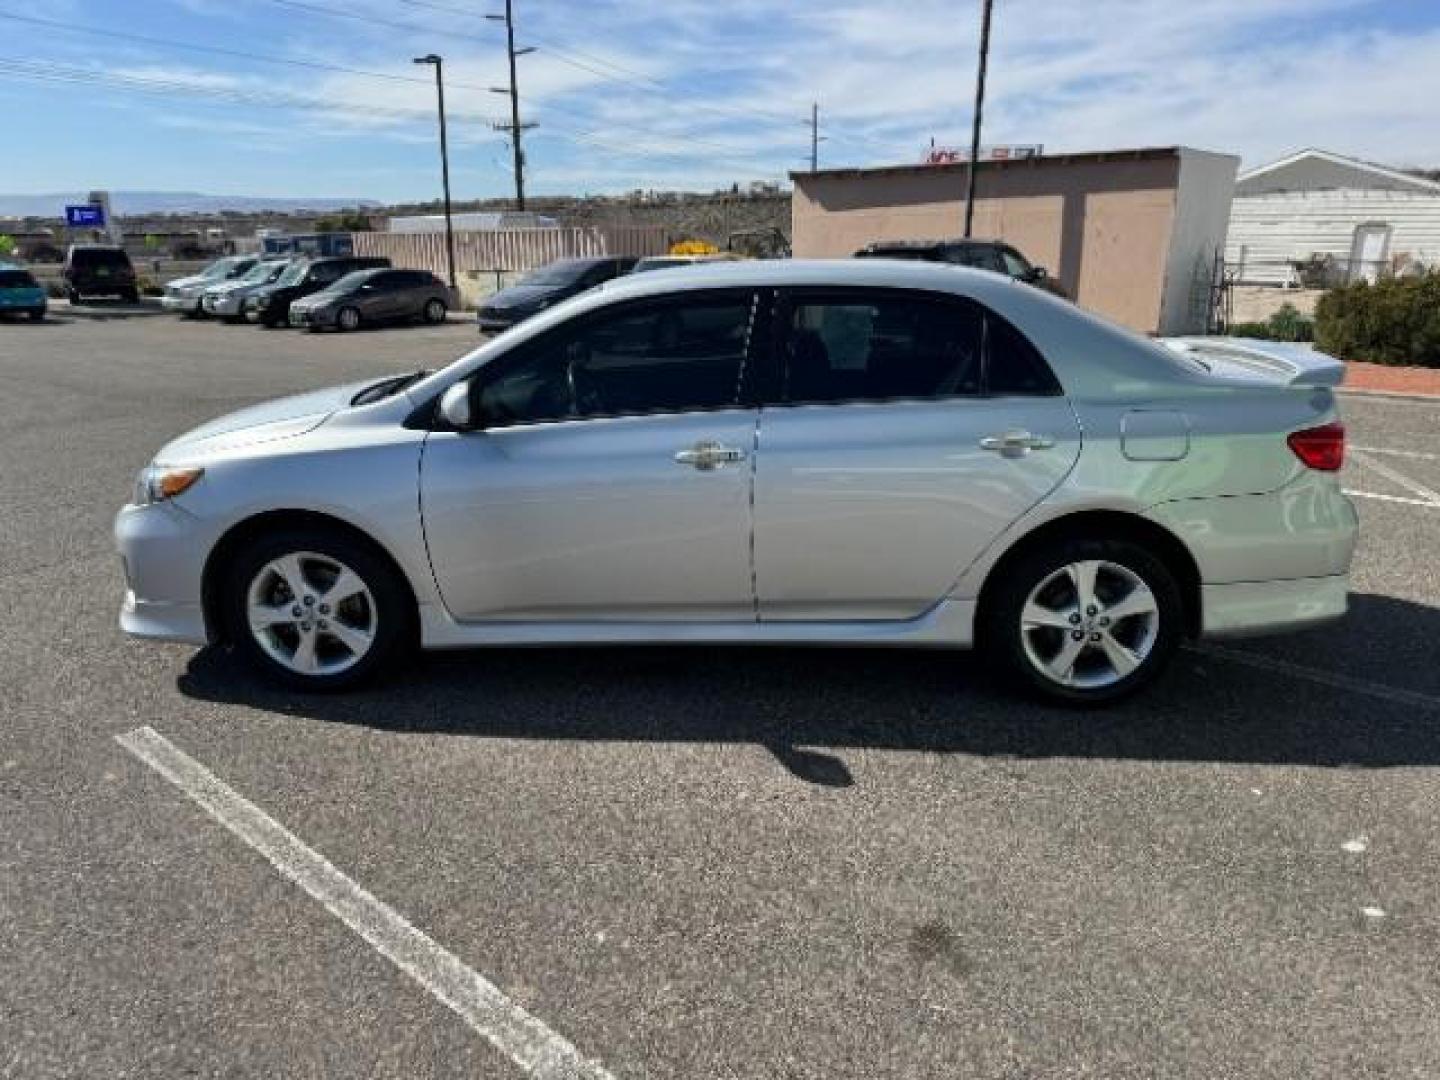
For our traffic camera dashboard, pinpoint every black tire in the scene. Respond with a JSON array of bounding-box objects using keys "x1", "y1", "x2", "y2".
[
  {"x1": 336, "y1": 306, "x2": 361, "y2": 332},
  {"x1": 67, "y1": 288, "x2": 81, "y2": 304},
  {"x1": 123, "y1": 287, "x2": 140, "y2": 304},
  {"x1": 221, "y1": 527, "x2": 413, "y2": 691},
  {"x1": 423, "y1": 298, "x2": 447, "y2": 325},
  {"x1": 980, "y1": 535, "x2": 1183, "y2": 706},
  {"x1": 29, "y1": 309, "x2": 45, "y2": 322}
]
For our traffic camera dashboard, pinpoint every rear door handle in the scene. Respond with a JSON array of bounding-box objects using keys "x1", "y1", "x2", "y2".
[
  {"x1": 674, "y1": 440, "x2": 747, "y2": 470},
  {"x1": 979, "y1": 430, "x2": 1055, "y2": 457}
]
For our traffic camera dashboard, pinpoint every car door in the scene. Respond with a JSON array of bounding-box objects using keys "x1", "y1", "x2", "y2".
[
  {"x1": 357, "y1": 271, "x2": 401, "y2": 319},
  {"x1": 421, "y1": 288, "x2": 763, "y2": 622},
  {"x1": 753, "y1": 287, "x2": 1081, "y2": 621}
]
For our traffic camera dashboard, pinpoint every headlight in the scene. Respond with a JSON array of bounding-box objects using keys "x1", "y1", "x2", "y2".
[{"x1": 133, "y1": 465, "x2": 204, "y2": 506}]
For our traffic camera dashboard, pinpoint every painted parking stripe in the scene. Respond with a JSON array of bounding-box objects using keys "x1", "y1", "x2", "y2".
[
  {"x1": 1191, "y1": 645, "x2": 1440, "y2": 712},
  {"x1": 1349, "y1": 450, "x2": 1440, "y2": 505},
  {"x1": 1351, "y1": 445, "x2": 1440, "y2": 462},
  {"x1": 1344, "y1": 489, "x2": 1440, "y2": 509},
  {"x1": 116, "y1": 726, "x2": 616, "y2": 1080}
]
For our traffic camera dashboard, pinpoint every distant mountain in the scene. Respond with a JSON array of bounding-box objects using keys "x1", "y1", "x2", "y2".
[{"x1": 0, "y1": 191, "x2": 381, "y2": 217}]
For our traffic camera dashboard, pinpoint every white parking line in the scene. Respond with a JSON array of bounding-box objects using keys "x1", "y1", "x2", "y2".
[
  {"x1": 1192, "y1": 645, "x2": 1440, "y2": 712},
  {"x1": 116, "y1": 726, "x2": 616, "y2": 1080},
  {"x1": 1349, "y1": 449, "x2": 1440, "y2": 505},
  {"x1": 1351, "y1": 445, "x2": 1440, "y2": 462},
  {"x1": 1344, "y1": 490, "x2": 1440, "y2": 508}
]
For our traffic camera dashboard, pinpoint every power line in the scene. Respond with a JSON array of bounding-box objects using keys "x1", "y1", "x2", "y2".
[
  {"x1": 0, "y1": 58, "x2": 499, "y2": 124},
  {"x1": 487, "y1": 0, "x2": 533, "y2": 210},
  {"x1": 0, "y1": 10, "x2": 457, "y2": 89}
]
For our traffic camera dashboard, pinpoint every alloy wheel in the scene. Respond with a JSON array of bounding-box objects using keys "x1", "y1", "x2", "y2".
[
  {"x1": 1019, "y1": 559, "x2": 1159, "y2": 690},
  {"x1": 245, "y1": 551, "x2": 377, "y2": 676}
]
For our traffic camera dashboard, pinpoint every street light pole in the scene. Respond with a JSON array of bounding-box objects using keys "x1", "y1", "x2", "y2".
[
  {"x1": 963, "y1": 0, "x2": 993, "y2": 239},
  {"x1": 413, "y1": 53, "x2": 457, "y2": 295}
]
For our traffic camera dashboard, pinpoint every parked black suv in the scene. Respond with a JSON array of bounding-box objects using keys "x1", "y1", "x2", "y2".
[
  {"x1": 245, "y1": 255, "x2": 391, "y2": 327},
  {"x1": 63, "y1": 245, "x2": 139, "y2": 303},
  {"x1": 854, "y1": 239, "x2": 1069, "y2": 299}
]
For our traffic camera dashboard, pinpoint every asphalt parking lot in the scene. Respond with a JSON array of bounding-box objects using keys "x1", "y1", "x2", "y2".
[{"x1": 2, "y1": 310, "x2": 1438, "y2": 1079}]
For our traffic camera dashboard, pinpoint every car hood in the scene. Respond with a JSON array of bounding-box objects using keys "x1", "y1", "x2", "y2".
[
  {"x1": 168, "y1": 274, "x2": 211, "y2": 291},
  {"x1": 484, "y1": 283, "x2": 568, "y2": 311},
  {"x1": 291, "y1": 292, "x2": 344, "y2": 310},
  {"x1": 154, "y1": 378, "x2": 381, "y2": 462}
]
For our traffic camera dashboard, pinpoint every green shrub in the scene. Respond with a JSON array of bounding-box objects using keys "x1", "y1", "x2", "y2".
[
  {"x1": 1227, "y1": 302, "x2": 1314, "y2": 342},
  {"x1": 1314, "y1": 274, "x2": 1440, "y2": 367}
]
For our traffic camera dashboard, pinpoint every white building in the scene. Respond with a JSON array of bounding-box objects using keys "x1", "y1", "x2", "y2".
[
  {"x1": 386, "y1": 211, "x2": 559, "y2": 233},
  {"x1": 1227, "y1": 149, "x2": 1440, "y2": 286}
]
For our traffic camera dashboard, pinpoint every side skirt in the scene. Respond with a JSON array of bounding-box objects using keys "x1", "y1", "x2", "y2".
[{"x1": 417, "y1": 598, "x2": 976, "y2": 650}]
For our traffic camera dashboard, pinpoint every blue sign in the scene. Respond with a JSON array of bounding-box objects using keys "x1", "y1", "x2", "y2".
[{"x1": 65, "y1": 204, "x2": 106, "y2": 228}]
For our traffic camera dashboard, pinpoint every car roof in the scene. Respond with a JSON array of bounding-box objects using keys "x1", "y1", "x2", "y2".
[{"x1": 861, "y1": 238, "x2": 1005, "y2": 250}]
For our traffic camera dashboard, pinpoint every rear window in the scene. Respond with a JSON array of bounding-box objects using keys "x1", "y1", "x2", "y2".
[
  {"x1": 0, "y1": 270, "x2": 38, "y2": 288},
  {"x1": 72, "y1": 248, "x2": 130, "y2": 267}
]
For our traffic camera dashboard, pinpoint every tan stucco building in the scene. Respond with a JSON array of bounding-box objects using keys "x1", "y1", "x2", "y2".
[{"x1": 790, "y1": 147, "x2": 1238, "y2": 335}]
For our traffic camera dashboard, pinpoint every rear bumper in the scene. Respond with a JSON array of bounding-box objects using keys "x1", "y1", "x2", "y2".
[{"x1": 1200, "y1": 575, "x2": 1348, "y2": 639}]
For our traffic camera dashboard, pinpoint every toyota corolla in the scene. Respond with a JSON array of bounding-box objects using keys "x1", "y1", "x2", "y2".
[{"x1": 116, "y1": 260, "x2": 1357, "y2": 704}]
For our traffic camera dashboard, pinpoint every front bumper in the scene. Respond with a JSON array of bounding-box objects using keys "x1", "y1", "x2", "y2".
[
  {"x1": 289, "y1": 307, "x2": 333, "y2": 328},
  {"x1": 203, "y1": 293, "x2": 244, "y2": 316},
  {"x1": 115, "y1": 501, "x2": 213, "y2": 646},
  {"x1": 477, "y1": 309, "x2": 524, "y2": 332},
  {"x1": 162, "y1": 294, "x2": 203, "y2": 313}
]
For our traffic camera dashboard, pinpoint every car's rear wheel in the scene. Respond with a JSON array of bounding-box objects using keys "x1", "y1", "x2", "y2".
[
  {"x1": 28, "y1": 309, "x2": 44, "y2": 322},
  {"x1": 423, "y1": 298, "x2": 447, "y2": 324},
  {"x1": 67, "y1": 288, "x2": 80, "y2": 304},
  {"x1": 336, "y1": 306, "x2": 361, "y2": 332},
  {"x1": 982, "y1": 536, "x2": 1182, "y2": 705},
  {"x1": 222, "y1": 529, "x2": 411, "y2": 690}
]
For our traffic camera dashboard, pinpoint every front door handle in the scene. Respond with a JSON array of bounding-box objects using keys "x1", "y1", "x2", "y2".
[
  {"x1": 979, "y1": 429, "x2": 1055, "y2": 457},
  {"x1": 674, "y1": 440, "x2": 747, "y2": 470}
]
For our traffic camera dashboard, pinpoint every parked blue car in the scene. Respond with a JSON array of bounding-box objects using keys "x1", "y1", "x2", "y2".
[{"x1": 0, "y1": 264, "x2": 47, "y2": 321}]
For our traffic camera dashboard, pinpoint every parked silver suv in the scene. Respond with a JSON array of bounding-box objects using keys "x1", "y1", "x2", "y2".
[{"x1": 116, "y1": 260, "x2": 1356, "y2": 703}]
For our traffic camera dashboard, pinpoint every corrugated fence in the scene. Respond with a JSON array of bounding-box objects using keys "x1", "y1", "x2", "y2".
[{"x1": 352, "y1": 226, "x2": 669, "y2": 279}]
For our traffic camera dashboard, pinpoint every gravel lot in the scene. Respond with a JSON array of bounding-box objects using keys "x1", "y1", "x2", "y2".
[{"x1": 2, "y1": 309, "x2": 1438, "y2": 1079}]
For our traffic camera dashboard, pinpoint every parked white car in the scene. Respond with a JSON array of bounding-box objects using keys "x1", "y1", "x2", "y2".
[
  {"x1": 161, "y1": 255, "x2": 259, "y2": 316},
  {"x1": 200, "y1": 258, "x2": 292, "y2": 321},
  {"x1": 116, "y1": 260, "x2": 1356, "y2": 704}
]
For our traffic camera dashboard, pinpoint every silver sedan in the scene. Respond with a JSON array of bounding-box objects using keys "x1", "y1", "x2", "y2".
[{"x1": 116, "y1": 260, "x2": 1357, "y2": 704}]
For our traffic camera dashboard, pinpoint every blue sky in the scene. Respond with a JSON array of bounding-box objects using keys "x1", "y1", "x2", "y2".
[{"x1": 5, "y1": 0, "x2": 1440, "y2": 203}]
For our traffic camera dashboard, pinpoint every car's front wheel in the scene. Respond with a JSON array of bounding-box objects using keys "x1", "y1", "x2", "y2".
[
  {"x1": 336, "y1": 306, "x2": 361, "y2": 332},
  {"x1": 222, "y1": 529, "x2": 411, "y2": 690},
  {"x1": 422, "y1": 298, "x2": 447, "y2": 324},
  {"x1": 982, "y1": 536, "x2": 1182, "y2": 705}
]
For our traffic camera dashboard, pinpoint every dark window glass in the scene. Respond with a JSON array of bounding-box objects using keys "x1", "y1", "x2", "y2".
[
  {"x1": 1000, "y1": 248, "x2": 1032, "y2": 278},
  {"x1": 986, "y1": 313, "x2": 1062, "y2": 396},
  {"x1": 782, "y1": 295, "x2": 983, "y2": 404},
  {"x1": 0, "y1": 270, "x2": 37, "y2": 288},
  {"x1": 478, "y1": 296, "x2": 754, "y2": 425},
  {"x1": 308, "y1": 262, "x2": 344, "y2": 285}
]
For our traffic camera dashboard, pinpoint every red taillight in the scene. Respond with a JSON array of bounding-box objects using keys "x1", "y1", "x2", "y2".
[{"x1": 1288, "y1": 422, "x2": 1345, "y2": 471}]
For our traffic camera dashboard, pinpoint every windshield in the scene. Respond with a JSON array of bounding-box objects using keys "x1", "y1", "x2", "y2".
[
  {"x1": 239, "y1": 260, "x2": 284, "y2": 284},
  {"x1": 519, "y1": 260, "x2": 596, "y2": 287},
  {"x1": 276, "y1": 260, "x2": 311, "y2": 287},
  {"x1": 633, "y1": 257, "x2": 692, "y2": 272},
  {"x1": 320, "y1": 270, "x2": 376, "y2": 294},
  {"x1": 201, "y1": 256, "x2": 244, "y2": 280},
  {"x1": 0, "y1": 269, "x2": 38, "y2": 288}
]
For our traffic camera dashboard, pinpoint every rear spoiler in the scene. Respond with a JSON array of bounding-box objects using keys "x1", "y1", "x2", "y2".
[{"x1": 1160, "y1": 337, "x2": 1345, "y2": 389}]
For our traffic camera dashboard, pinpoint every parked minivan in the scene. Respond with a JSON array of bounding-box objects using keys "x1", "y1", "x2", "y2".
[
  {"x1": 63, "y1": 245, "x2": 139, "y2": 303},
  {"x1": 244, "y1": 255, "x2": 390, "y2": 328}
]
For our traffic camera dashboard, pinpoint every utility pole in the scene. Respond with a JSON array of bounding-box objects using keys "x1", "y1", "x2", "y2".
[
  {"x1": 806, "y1": 101, "x2": 829, "y2": 173},
  {"x1": 963, "y1": 0, "x2": 993, "y2": 238},
  {"x1": 487, "y1": 0, "x2": 536, "y2": 210},
  {"x1": 412, "y1": 53, "x2": 456, "y2": 294}
]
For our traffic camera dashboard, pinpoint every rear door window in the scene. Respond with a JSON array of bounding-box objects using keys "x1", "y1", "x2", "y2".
[{"x1": 777, "y1": 291, "x2": 984, "y2": 404}]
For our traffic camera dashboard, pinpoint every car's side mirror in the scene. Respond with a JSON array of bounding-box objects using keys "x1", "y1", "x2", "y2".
[
  {"x1": 1025, "y1": 266, "x2": 1049, "y2": 282},
  {"x1": 438, "y1": 382, "x2": 477, "y2": 430}
]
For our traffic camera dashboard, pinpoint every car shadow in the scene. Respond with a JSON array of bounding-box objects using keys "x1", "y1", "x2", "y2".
[{"x1": 177, "y1": 592, "x2": 1440, "y2": 786}]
